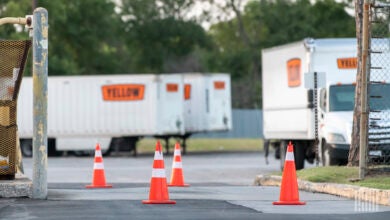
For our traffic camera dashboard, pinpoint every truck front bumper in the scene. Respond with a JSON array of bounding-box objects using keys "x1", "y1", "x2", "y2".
[
  {"x1": 328, "y1": 143, "x2": 390, "y2": 163},
  {"x1": 328, "y1": 143, "x2": 350, "y2": 161}
]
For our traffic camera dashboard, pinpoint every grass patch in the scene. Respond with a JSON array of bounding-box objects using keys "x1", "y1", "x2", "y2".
[
  {"x1": 137, "y1": 138, "x2": 263, "y2": 154},
  {"x1": 355, "y1": 176, "x2": 390, "y2": 189},
  {"x1": 297, "y1": 166, "x2": 358, "y2": 184},
  {"x1": 295, "y1": 166, "x2": 390, "y2": 190},
  {"x1": 186, "y1": 138, "x2": 262, "y2": 152}
]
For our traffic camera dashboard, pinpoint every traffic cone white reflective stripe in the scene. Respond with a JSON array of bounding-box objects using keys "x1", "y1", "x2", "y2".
[
  {"x1": 169, "y1": 142, "x2": 189, "y2": 187},
  {"x1": 285, "y1": 150, "x2": 294, "y2": 161},
  {"x1": 93, "y1": 162, "x2": 104, "y2": 170},
  {"x1": 86, "y1": 143, "x2": 112, "y2": 188},
  {"x1": 174, "y1": 149, "x2": 181, "y2": 155},
  {"x1": 94, "y1": 149, "x2": 102, "y2": 157},
  {"x1": 172, "y1": 162, "x2": 182, "y2": 168},
  {"x1": 142, "y1": 141, "x2": 176, "y2": 204},
  {"x1": 154, "y1": 151, "x2": 164, "y2": 160},
  {"x1": 152, "y1": 168, "x2": 166, "y2": 178}
]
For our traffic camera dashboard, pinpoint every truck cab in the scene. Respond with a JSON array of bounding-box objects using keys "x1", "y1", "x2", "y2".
[
  {"x1": 319, "y1": 82, "x2": 390, "y2": 166},
  {"x1": 318, "y1": 84, "x2": 355, "y2": 166}
]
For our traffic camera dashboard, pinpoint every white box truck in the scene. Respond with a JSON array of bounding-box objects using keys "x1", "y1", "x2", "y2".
[
  {"x1": 181, "y1": 73, "x2": 232, "y2": 152},
  {"x1": 263, "y1": 38, "x2": 390, "y2": 170},
  {"x1": 17, "y1": 74, "x2": 185, "y2": 156},
  {"x1": 263, "y1": 38, "x2": 357, "y2": 169}
]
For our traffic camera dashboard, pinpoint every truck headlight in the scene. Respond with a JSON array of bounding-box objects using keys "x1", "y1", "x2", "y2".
[{"x1": 327, "y1": 133, "x2": 346, "y2": 144}]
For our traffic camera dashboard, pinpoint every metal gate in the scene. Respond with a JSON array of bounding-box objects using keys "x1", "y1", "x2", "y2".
[{"x1": 367, "y1": 1, "x2": 390, "y2": 175}]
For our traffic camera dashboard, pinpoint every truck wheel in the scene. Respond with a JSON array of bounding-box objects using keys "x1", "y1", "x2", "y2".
[
  {"x1": 101, "y1": 148, "x2": 110, "y2": 156},
  {"x1": 48, "y1": 139, "x2": 63, "y2": 157},
  {"x1": 280, "y1": 141, "x2": 305, "y2": 170},
  {"x1": 321, "y1": 141, "x2": 337, "y2": 166},
  {"x1": 20, "y1": 140, "x2": 33, "y2": 157},
  {"x1": 70, "y1": 151, "x2": 89, "y2": 157},
  {"x1": 293, "y1": 142, "x2": 305, "y2": 170}
]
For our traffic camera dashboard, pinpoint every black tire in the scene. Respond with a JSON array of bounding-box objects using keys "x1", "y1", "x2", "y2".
[
  {"x1": 109, "y1": 137, "x2": 137, "y2": 156},
  {"x1": 70, "y1": 148, "x2": 109, "y2": 157},
  {"x1": 69, "y1": 151, "x2": 90, "y2": 157},
  {"x1": 48, "y1": 139, "x2": 63, "y2": 157},
  {"x1": 293, "y1": 142, "x2": 305, "y2": 170},
  {"x1": 20, "y1": 139, "x2": 33, "y2": 157},
  {"x1": 321, "y1": 140, "x2": 338, "y2": 166},
  {"x1": 280, "y1": 141, "x2": 305, "y2": 170},
  {"x1": 102, "y1": 148, "x2": 111, "y2": 157},
  {"x1": 21, "y1": 139, "x2": 63, "y2": 157}
]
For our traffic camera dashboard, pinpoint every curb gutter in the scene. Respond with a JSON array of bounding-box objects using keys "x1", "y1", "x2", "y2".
[{"x1": 254, "y1": 175, "x2": 390, "y2": 206}]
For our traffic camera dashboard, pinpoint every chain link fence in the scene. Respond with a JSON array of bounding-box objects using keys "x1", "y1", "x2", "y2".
[{"x1": 367, "y1": 0, "x2": 390, "y2": 174}]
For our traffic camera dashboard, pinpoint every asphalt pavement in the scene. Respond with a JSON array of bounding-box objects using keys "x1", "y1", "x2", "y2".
[{"x1": 1, "y1": 186, "x2": 390, "y2": 220}]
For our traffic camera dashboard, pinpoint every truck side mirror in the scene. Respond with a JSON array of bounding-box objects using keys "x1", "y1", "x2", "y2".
[{"x1": 307, "y1": 89, "x2": 314, "y2": 108}]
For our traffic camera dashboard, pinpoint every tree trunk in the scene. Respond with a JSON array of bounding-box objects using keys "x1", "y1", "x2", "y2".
[
  {"x1": 229, "y1": 0, "x2": 261, "y2": 107},
  {"x1": 348, "y1": 0, "x2": 363, "y2": 166}
]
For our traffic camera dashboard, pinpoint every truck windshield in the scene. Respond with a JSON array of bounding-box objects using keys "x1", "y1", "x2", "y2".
[
  {"x1": 329, "y1": 85, "x2": 355, "y2": 111},
  {"x1": 329, "y1": 84, "x2": 390, "y2": 112}
]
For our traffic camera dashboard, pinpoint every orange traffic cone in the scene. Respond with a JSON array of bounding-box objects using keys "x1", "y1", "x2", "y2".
[
  {"x1": 168, "y1": 142, "x2": 189, "y2": 187},
  {"x1": 86, "y1": 143, "x2": 112, "y2": 188},
  {"x1": 142, "y1": 141, "x2": 176, "y2": 204},
  {"x1": 273, "y1": 141, "x2": 305, "y2": 205}
]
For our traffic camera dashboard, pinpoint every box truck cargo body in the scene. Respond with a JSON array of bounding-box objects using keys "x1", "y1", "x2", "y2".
[
  {"x1": 183, "y1": 73, "x2": 232, "y2": 134},
  {"x1": 17, "y1": 74, "x2": 185, "y2": 156},
  {"x1": 263, "y1": 38, "x2": 390, "y2": 170}
]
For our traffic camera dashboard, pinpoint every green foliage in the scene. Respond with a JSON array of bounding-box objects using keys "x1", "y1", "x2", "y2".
[
  {"x1": 121, "y1": 0, "x2": 210, "y2": 72},
  {"x1": 39, "y1": 0, "x2": 125, "y2": 75},
  {"x1": 126, "y1": 17, "x2": 210, "y2": 72}
]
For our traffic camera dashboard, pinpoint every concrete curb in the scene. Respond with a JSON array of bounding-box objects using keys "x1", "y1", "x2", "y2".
[
  {"x1": 0, "y1": 174, "x2": 32, "y2": 198},
  {"x1": 254, "y1": 175, "x2": 390, "y2": 206}
]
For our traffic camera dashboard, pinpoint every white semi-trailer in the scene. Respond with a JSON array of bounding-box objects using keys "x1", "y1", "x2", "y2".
[
  {"x1": 181, "y1": 73, "x2": 232, "y2": 152},
  {"x1": 17, "y1": 74, "x2": 185, "y2": 156},
  {"x1": 183, "y1": 73, "x2": 232, "y2": 132}
]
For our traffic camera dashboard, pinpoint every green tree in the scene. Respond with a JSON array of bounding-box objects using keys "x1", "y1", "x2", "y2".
[
  {"x1": 120, "y1": 0, "x2": 211, "y2": 72},
  {"x1": 38, "y1": 0, "x2": 126, "y2": 75}
]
